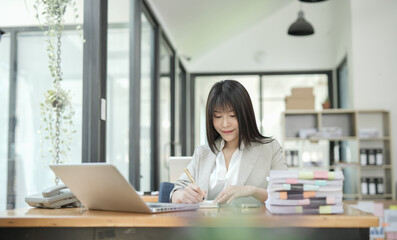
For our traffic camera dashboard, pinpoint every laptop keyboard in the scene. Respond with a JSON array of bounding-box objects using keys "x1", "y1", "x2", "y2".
[
  {"x1": 147, "y1": 202, "x2": 183, "y2": 208},
  {"x1": 147, "y1": 203, "x2": 169, "y2": 208},
  {"x1": 146, "y1": 202, "x2": 198, "y2": 212}
]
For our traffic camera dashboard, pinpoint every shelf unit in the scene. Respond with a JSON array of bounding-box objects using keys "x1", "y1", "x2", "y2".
[{"x1": 282, "y1": 109, "x2": 394, "y2": 200}]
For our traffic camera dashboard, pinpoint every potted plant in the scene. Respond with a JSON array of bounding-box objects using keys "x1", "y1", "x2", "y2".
[
  {"x1": 322, "y1": 97, "x2": 331, "y2": 109},
  {"x1": 34, "y1": 0, "x2": 82, "y2": 185}
]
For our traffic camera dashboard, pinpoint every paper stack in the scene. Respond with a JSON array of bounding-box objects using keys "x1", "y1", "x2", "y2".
[{"x1": 266, "y1": 170, "x2": 344, "y2": 214}]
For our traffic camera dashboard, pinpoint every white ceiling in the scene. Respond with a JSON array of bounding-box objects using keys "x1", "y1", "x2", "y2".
[
  {"x1": 146, "y1": 0, "x2": 348, "y2": 73},
  {"x1": 147, "y1": 0, "x2": 305, "y2": 62},
  {"x1": 1, "y1": 0, "x2": 341, "y2": 72}
]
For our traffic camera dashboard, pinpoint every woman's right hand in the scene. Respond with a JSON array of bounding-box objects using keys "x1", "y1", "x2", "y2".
[{"x1": 171, "y1": 184, "x2": 206, "y2": 204}]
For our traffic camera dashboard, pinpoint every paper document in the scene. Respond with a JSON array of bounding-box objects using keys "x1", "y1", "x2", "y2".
[{"x1": 199, "y1": 200, "x2": 219, "y2": 208}]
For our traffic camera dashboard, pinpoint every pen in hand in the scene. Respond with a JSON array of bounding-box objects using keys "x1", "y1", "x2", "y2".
[{"x1": 184, "y1": 168, "x2": 205, "y2": 201}]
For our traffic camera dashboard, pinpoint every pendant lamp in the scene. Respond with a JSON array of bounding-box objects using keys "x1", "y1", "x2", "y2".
[
  {"x1": 0, "y1": 29, "x2": 5, "y2": 42},
  {"x1": 299, "y1": 0, "x2": 327, "y2": 2},
  {"x1": 287, "y1": 10, "x2": 314, "y2": 36}
]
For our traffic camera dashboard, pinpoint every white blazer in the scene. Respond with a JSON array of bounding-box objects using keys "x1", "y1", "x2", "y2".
[{"x1": 171, "y1": 139, "x2": 287, "y2": 198}]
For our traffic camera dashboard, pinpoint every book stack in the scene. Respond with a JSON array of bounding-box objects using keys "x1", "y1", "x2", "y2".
[{"x1": 266, "y1": 170, "x2": 344, "y2": 215}]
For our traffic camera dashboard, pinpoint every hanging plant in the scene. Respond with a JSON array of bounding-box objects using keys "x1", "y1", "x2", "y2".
[
  {"x1": 33, "y1": 0, "x2": 82, "y2": 184},
  {"x1": 39, "y1": 88, "x2": 75, "y2": 163}
]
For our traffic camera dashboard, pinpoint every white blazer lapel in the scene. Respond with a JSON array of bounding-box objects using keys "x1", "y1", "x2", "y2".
[
  {"x1": 197, "y1": 154, "x2": 215, "y2": 194},
  {"x1": 197, "y1": 139, "x2": 221, "y2": 194},
  {"x1": 236, "y1": 144, "x2": 260, "y2": 186}
]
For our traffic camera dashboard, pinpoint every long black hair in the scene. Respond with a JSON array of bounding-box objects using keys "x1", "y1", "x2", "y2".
[{"x1": 205, "y1": 80, "x2": 273, "y2": 153}]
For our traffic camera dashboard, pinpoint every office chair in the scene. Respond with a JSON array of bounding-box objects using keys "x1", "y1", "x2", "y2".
[
  {"x1": 158, "y1": 182, "x2": 175, "y2": 203},
  {"x1": 159, "y1": 156, "x2": 191, "y2": 202}
]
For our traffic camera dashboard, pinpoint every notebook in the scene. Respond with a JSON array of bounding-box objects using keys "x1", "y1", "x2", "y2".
[
  {"x1": 266, "y1": 196, "x2": 342, "y2": 206},
  {"x1": 267, "y1": 178, "x2": 344, "y2": 186},
  {"x1": 199, "y1": 200, "x2": 219, "y2": 209},
  {"x1": 268, "y1": 191, "x2": 343, "y2": 200},
  {"x1": 266, "y1": 203, "x2": 344, "y2": 215},
  {"x1": 268, "y1": 183, "x2": 343, "y2": 192},
  {"x1": 50, "y1": 163, "x2": 199, "y2": 213},
  {"x1": 269, "y1": 170, "x2": 344, "y2": 180}
]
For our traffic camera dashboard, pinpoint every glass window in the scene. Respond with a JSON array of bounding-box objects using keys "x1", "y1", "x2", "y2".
[
  {"x1": 193, "y1": 74, "x2": 329, "y2": 156},
  {"x1": 158, "y1": 39, "x2": 173, "y2": 183},
  {"x1": 262, "y1": 74, "x2": 330, "y2": 175},
  {"x1": 175, "y1": 63, "x2": 185, "y2": 156},
  {"x1": 194, "y1": 76, "x2": 260, "y2": 147},
  {"x1": 107, "y1": 26, "x2": 130, "y2": 179},
  {"x1": 261, "y1": 74, "x2": 329, "y2": 142},
  {"x1": 0, "y1": 34, "x2": 10, "y2": 210},
  {"x1": 140, "y1": 13, "x2": 155, "y2": 191},
  {"x1": 11, "y1": 31, "x2": 83, "y2": 208}
]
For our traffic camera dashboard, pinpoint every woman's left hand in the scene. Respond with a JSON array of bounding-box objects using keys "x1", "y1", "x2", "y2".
[{"x1": 214, "y1": 185, "x2": 256, "y2": 204}]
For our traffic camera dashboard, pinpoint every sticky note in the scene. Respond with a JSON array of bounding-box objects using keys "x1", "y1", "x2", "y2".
[
  {"x1": 315, "y1": 180, "x2": 327, "y2": 186},
  {"x1": 304, "y1": 185, "x2": 319, "y2": 191},
  {"x1": 298, "y1": 199, "x2": 310, "y2": 205},
  {"x1": 303, "y1": 191, "x2": 316, "y2": 198},
  {"x1": 286, "y1": 178, "x2": 298, "y2": 184},
  {"x1": 279, "y1": 192, "x2": 287, "y2": 200},
  {"x1": 314, "y1": 171, "x2": 328, "y2": 179},
  {"x1": 299, "y1": 171, "x2": 314, "y2": 179},
  {"x1": 295, "y1": 206, "x2": 303, "y2": 213},
  {"x1": 328, "y1": 172, "x2": 335, "y2": 180},
  {"x1": 319, "y1": 205, "x2": 332, "y2": 214},
  {"x1": 326, "y1": 197, "x2": 335, "y2": 205}
]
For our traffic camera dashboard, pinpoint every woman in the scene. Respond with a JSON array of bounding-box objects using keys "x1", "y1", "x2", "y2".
[{"x1": 171, "y1": 80, "x2": 287, "y2": 204}]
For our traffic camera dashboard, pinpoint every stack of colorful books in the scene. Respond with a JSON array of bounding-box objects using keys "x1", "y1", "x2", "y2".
[{"x1": 266, "y1": 170, "x2": 344, "y2": 214}]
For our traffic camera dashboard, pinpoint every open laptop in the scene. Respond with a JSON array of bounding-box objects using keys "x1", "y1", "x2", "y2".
[
  {"x1": 169, "y1": 156, "x2": 192, "y2": 182},
  {"x1": 49, "y1": 163, "x2": 199, "y2": 213}
]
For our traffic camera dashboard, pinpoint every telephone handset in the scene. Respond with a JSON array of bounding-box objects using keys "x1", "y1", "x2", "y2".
[
  {"x1": 25, "y1": 184, "x2": 81, "y2": 209},
  {"x1": 42, "y1": 184, "x2": 68, "y2": 197}
]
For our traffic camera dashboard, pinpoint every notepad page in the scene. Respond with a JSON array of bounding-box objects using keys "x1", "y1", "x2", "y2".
[{"x1": 199, "y1": 200, "x2": 219, "y2": 208}]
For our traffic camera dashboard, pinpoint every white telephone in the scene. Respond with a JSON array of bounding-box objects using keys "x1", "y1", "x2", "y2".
[{"x1": 25, "y1": 184, "x2": 81, "y2": 209}]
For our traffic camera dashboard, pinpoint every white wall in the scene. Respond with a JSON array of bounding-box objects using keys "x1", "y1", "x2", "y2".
[
  {"x1": 332, "y1": 0, "x2": 352, "y2": 66},
  {"x1": 350, "y1": 0, "x2": 397, "y2": 189},
  {"x1": 331, "y1": 0, "x2": 352, "y2": 108}
]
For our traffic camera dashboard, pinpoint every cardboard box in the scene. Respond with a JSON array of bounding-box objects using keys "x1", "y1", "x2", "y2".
[
  {"x1": 291, "y1": 87, "x2": 314, "y2": 97},
  {"x1": 285, "y1": 96, "x2": 315, "y2": 110}
]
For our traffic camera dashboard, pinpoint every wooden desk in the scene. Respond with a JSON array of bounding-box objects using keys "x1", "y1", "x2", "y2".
[
  {"x1": 0, "y1": 205, "x2": 378, "y2": 240},
  {"x1": 141, "y1": 195, "x2": 158, "y2": 203}
]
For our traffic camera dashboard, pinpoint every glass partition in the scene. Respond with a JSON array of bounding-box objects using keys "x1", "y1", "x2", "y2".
[
  {"x1": 158, "y1": 39, "x2": 173, "y2": 183},
  {"x1": 107, "y1": 26, "x2": 130, "y2": 179},
  {"x1": 261, "y1": 74, "x2": 328, "y2": 143},
  {"x1": 0, "y1": 34, "x2": 10, "y2": 210},
  {"x1": 176, "y1": 63, "x2": 186, "y2": 155},
  {"x1": 140, "y1": 13, "x2": 155, "y2": 191},
  {"x1": 12, "y1": 31, "x2": 83, "y2": 208}
]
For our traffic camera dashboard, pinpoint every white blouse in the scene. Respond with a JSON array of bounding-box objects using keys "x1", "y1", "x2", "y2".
[{"x1": 207, "y1": 140, "x2": 244, "y2": 200}]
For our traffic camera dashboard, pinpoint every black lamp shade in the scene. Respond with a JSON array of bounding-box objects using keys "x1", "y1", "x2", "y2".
[
  {"x1": 299, "y1": 0, "x2": 327, "y2": 2},
  {"x1": 288, "y1": 11, "x2": 314, "y2": 36},
  {"x1": 0, "y1": 29, "x2": 5, "y2": 41}
]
